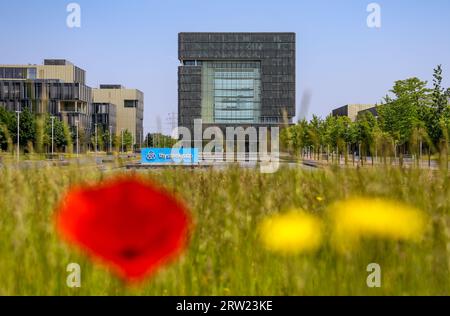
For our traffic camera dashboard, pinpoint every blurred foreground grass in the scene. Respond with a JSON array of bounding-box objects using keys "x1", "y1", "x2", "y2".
[{"x1": 0, "y1": 164, "x2": 449, "y2": 295}]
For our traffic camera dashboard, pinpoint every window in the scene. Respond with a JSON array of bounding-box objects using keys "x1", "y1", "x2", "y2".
[
  {"x1": 4, "y1": 68, "x2": 12, "y2": 78},
  {"x1": 2, "y1": 83, "x2": 9, "y2": 96},
  {"x1": 201, "y1": 61, "x2": 261, "y2": 124},
  {"x1": 27, "y1": 68, "x2": 37, "y2": 79},
  {"x1": 124, "y1": 100, "x2": 137, "y2": 108},
  {"x1": 0, "y1": 67, "x2": 27, "y2": 79}
]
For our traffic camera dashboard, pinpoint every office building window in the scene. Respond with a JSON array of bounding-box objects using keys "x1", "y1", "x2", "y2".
[
  {"x1": 27, "y1": 68, "x2": 37, "y2": 79},
  {"x1": 201, "y1": 61, "x2": 261, "y2": 124},
  {"x1": 124, "y1": 100, "x2": 137, "y2": 108},
  {"x1": 0, "y1": 67, "x2": 27, "y2": 79}
]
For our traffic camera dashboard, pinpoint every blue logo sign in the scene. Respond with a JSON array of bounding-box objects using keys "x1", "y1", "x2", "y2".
[{"x1": 141, "y1": 148, "x2": 199, "y2": 165}]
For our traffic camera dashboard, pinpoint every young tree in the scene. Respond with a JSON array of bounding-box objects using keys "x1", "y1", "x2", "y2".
[
  {"x1": 90, "y1": 126, "x2": 104, "y2": 152},
  {"x1": 0, "y1": 107, "x2": 14, "y2": 151},
  {"x1": 428, "y1": 65, "x2": 449, "y2": 150},
  {"x1": 45, "y1": 116, "x2": 67, "y2": 153},
  {"x1": 102, "y1": 128, "x2": 114, "y2": 152},
  {"x1": 122, "y1": 130, "x2": 133, "y2": 152},
  {"x1": 308, "y1": 115, "x2": 323, "y2": 160},
  {"x1": 35, "y1": 115, "x2": 46, "y2": 154},
  {"x1": 63, "y1": 121, "x2": 73, "y2": 154},
  {"x1": 12, "y1": 107, "x2": 36, "y2": 149},
  {"x1": 356, "y1": 111, "x2": 378, "y2": 162}
]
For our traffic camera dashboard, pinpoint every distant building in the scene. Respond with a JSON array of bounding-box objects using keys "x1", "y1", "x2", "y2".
[
  {"x1": 332, "y1": 104, "x2": 376, "y2": 121},
  {"x1": 0, "y1": 59, "x2": 92, "y2": 136},
  {"x1": 357, "y1": 106, "x2": 378, "y2": 119},
  {"x1": 0, "y1": 60, "x2": 144, "y2": 149},
  {"x1": 178, "y1": 32, "x2": 296, "y2": 138},
  {"x1": 92, "y1": 85, "x2": 144, "y2": 146}
]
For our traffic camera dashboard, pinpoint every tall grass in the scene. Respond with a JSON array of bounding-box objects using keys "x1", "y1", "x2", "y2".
[{"x1": 0, "y1": 163, "x2": 448, "y2": 295}]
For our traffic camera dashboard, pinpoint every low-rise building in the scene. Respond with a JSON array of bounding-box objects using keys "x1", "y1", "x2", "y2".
[
  {"x1": 0, "y1": 60, "x2": 144, "y2": 150},
  {"x1": 0, "y1": 59, "x2": 92, "y2": 136},
  {"x1": 92, "y1": 85, "x2": 144, "y2": 146},
  {"x1": 332, "y1": 104, "x2": 376, "y2": 121}
]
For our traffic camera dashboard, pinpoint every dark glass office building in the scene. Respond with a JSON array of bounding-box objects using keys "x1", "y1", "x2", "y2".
[{"x1": 178, "y1": 32, "x2": 296, "y2": 133}]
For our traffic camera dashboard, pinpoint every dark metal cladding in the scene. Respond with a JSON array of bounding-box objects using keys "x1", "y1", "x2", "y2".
[{"x1": 178, "y1": 32, "x2": 296, "y2": 130}]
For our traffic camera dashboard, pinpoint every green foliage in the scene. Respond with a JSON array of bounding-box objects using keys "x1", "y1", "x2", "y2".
[
  {"x1": 0, "y1": 166, "x2": 448, "y2": 295},
  {"x1": 356, "y1": 111, "x2": 378, "y2": 155},
  {"x1": 35, "y1": 115, "x2": 45, "y2": 153},
  {"x1": 101, "y1": 128, "x2": 114, "y2": 152},
  {"x1": 144, "y1": 133, "x2": 177, "y2": 148},
  {"x1": 282, "y1": 66, "x2": 449, "y2": 158},
  {"x1": 63, "y1": 122, "x2": 73, "y2": 154},
  {"x1": 118, "y1": 129, "x2": 133, "y2": 152},
  {"x1": 45, "y1": 116, "x2": 68, "y2": 152},
  {"x1": 428, "y1": 65, "x2": 450, "y2": 146},
  {"x1": 91, "y1": 126, "x2": 104, "y2": 152},
  {"x1": 280, "y1": 119, "x2": 309, "y2": 154},
  {"x1": 13, "y1": 108, "x2": 36, "y2": 148},
  {"x1": 378, "y1": 78, "x2": 430, "y2": 145},
  {"x1": 0, "y1": 107, "x2": 14, "y2": 151}
]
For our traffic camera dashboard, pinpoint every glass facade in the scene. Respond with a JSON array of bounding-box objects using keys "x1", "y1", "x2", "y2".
[
  {"x1": 92, "y1": 103, "x2": 117, "y2": 133},
  {"x1": 0, "y1": 67, "x2": 38, "y2": 79},
  {"x1": 27, "y1": 68, "x2": 37, "y2": 79},
  {"x1": 0, "y1": 67, "x2": 27, "y2": 79},
  {"x1": 201, "y1": 61, "x2": 261, "y2": 124}
]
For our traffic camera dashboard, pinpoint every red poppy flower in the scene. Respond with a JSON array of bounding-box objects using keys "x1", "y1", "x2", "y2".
[{"x1": 55, "y1": 176, "x2": 191, "y2": 282}]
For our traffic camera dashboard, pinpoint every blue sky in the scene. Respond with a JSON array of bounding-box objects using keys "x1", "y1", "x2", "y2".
[{"x1": 1, "y1": 0, "x2": 449, "y2": 134}]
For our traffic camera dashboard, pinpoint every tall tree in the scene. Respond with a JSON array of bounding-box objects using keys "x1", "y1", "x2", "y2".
[{"x1": 378, "y1": 77, "x2": 430, "y2": 146}]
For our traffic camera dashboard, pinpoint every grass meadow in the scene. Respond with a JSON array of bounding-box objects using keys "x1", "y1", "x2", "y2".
[{"x1": 0, "y1": 163, "x2": 449, "y2": 295}]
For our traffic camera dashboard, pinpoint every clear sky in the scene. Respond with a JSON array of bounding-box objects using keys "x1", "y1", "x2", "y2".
[{"x1": 1, "y1": 0, "x2": 449, "y2": 134}]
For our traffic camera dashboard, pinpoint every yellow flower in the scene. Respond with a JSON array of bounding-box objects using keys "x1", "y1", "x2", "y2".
[
  {"x1": 329, "y1": 198, "x2": 426, "y2": 251},
  {"x1": 259, "y1": 211, "x2": 323, "y2": 254},
  {"x1": 316, "y1": 196, "x2": 324, "y2": 202}
]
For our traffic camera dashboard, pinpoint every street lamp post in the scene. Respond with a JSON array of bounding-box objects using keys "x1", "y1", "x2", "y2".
[
  {"x1": 109, "y1": 125, "x2": 112, "y2": 153},
  {"x1": 50, "y1": 116, "x2": 55, "y2": 157},
  {"x1": 15, "y1": 110, "x2": 21, "y2": 163},
  {"x1": 394, "y1": 140, "x2": 398, "y2": 165},
  {"x1": 375, "y1": 140, "x2": 378, "y2": 165},
  {"x1": 419, "y1": 138, "x2": 423, "y2": 168},
  {"x1": 121, "y1": 129, "x2": 124, "y2": 153},
  {"x1": 94, "y1": 123, "x2": 98, "y2": 155},
  {"x1": 358, "y1": 142, "x2": 362, "y2": 166},
  {"x1": 75, "y1": 120, "x2": 79, "y2": 157}
]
